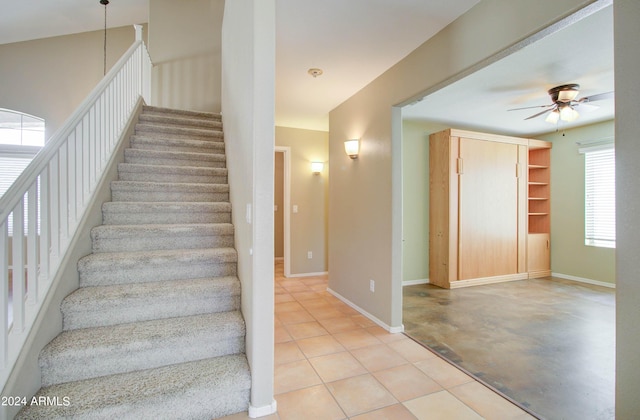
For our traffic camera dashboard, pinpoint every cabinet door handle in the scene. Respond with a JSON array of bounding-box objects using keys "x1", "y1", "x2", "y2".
[
  {"x1": 546, "y1": 239, "x2": 550, "y2": 249},
  {"x1": 457, "y1": 158, "x2": 463, "y2": 174}
]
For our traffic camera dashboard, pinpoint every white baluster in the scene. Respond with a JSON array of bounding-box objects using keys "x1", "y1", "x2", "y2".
[
  {"x1": 27, "y1": 182, "x2": 38, "y2": 304},
  {"x1": 39, "y1": 170, "x2": 50, "y2": 285},
  {"x1": 49, "y1": 156, "x2": 60, "y2": 268},
  {"x1": 12, "y1": 200, "x2": 25, "y2": 332},
  {"x1": 0, "y1": 220, "x2": 8, "y2": 368}
]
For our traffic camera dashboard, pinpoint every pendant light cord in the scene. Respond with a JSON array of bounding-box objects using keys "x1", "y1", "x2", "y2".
[{"x1": 101, "y1": 0, "x2": 109, "y2": 75}]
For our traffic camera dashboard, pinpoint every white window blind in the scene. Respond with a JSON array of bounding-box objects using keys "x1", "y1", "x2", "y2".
[
  {"x1": 0, "y1": 109, "x2": 45, "y2": 236},
  {"x1": 0, "y1": 155, "x2": 37, "y2": 236},
  {"x1": 584, "y1": 147, "x2": 615, "y2": 248}
]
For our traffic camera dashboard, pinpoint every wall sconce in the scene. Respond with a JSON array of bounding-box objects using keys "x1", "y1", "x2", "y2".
[
  {"x1": 311, "y1": 161, "x2": 324, "y2": 174},
  {"x1": 344, "y1": 139, "x2": 360, "y2": 159}
]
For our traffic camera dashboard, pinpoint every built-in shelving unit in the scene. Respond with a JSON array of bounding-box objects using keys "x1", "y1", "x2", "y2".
[{"x1": 527, "y1": 140, "x2": 552, "y2": 277}]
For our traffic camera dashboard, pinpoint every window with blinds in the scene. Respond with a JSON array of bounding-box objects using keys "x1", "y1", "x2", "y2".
[
  {"x1": 0, "y1": 108, "x2": 45, "y2": 236},
  {"x1": 0, "y1": 156, "x2": 37, "y2": 235},
  {"x1": 584, "y1": 147, "x2": 615, "y2": 248}
]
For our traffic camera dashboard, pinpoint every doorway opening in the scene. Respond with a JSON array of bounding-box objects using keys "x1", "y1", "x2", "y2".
[{"x1": 274, "y1": 147, "x2": 291, "y2": 277}]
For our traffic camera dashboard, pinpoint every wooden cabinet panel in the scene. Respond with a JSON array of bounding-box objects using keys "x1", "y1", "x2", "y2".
[
  {"x1": 429, "y1": 129, "x2": 547, "y2": 289},
  {"x1": 429, "y1": 130, "x2": 458, "y2": 288},
  {"x1": 527, "y1": 141, "x2": 552, "y2": 278},
  {"x1": 528, "y1": 233, "x2": 550, "y2": 276},
  {"x1": 458, "y1": 138, "x2": 519, "y2": 279}
]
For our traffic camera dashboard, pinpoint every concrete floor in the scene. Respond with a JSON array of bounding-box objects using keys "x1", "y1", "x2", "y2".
[{"x1": 403, "y1": 277, "x2": 615, "y2": 420}]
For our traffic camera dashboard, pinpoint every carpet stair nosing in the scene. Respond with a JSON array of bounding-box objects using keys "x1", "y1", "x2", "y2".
[
  {"x1": 17, "y1": 355, "x2": 249, "y2": 420},
  {"x1": 135, "y1": 123, "x2": 223, "y2": 140},
  {"x1": 39, "y1": 311, "x2": 246, "y2": 386},
  {"x1": 78, "y1": 247, "x2": 238, "y2": 287},
  {"x1": 91, "y1": 223, "x2": 235, "y2": 252},
  {"x1": 142, "y1": 105, "x2": 222, "y2": 121},
  {"x1": 124, "y1": 148, "x2": 226, "y2": 162},
  {"x1": 130, "y1": 135, "x2": 226, "y2": 153},
  {"x1": 138, "y1": 114, "x2": 223, "y2": 130},
  {"x1": 61, "y1": 276, "x2": 241, "y2": 330},
  {"x1": 101, "y1": 201, "x2": 232, "y2": 225},
  {"x1": 117, "y1": 163, "x2": 228, "y2": 184}
]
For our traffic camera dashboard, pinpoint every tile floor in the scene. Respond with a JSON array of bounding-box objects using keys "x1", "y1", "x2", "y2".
[{"x1": 220, "y1": 262, "x2": 534, "y2": 420}]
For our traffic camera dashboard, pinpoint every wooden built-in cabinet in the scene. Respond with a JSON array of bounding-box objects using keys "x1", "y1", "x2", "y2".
[
  {"x1": 527, "y1": 140, "x2": 552, "y2": 277},
  {"x1": 429, "y1": 129, "x2": 551, "y2": 289}
]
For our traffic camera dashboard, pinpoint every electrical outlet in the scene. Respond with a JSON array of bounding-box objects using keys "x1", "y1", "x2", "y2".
[
  {"x1": 307, "y1": 251, "x2": 313, "y2": 259},
  {"x1": 369, "y1": 279, "x2": 375, "y2": 292}
]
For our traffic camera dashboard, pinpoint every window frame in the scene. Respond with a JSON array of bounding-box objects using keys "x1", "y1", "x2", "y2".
[{"x1": 579, "y1": 138, "x2": 615, "y2": 249}]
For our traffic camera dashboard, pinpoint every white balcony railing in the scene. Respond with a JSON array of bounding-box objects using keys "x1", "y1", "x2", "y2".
[{"x1": 0, "y1": 25, "x2": 151, "y2": 389}]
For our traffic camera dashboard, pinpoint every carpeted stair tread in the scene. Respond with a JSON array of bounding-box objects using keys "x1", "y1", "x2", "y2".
[
  {"x1": 142, "y1": 105, "x2": 222, "y2": 121},
  {"x1": 91, "y1": 223, "x2": 234, "y2": 252},
  {"x1": 101, "y1": 201, "x2": 231, "y2": 225},
  {"x1": 110, "y1": 181, "x2": 229, "y2": 203},
  {"x1": 92, "y1": 222, "x2": 234, "y2": 239},
  {"x1": 130, "y1": 135, "x2": 226, "y2": 153},
  {"x1": 135, "y1": 123, "x2": 223, "y2": 141},
  {"x1": 138, "y1": 113, "x2": 223, "y2": 130},
  {"x1": 39, "y1": 311, "x2": 246, "y2": 386},
  {"x1": 17, "y1": 355, "x2": 249, "y2": 420},
  {"x1": 20, "y1": 355, "x2": 249, "y2": 419},
  {"x1": 61, "y1": 276, "x2": 241, "y2": 330},
  {"x1": 111, "y1": 180, "x2": 229, "y2": 193},
  {"x1": 117, "y1": 163, "x2": 227, "y2": 184},
  {"x1": 124, "y1": 148, "x2": 226, "y2": 168},
  {"x1": 118, "y1": 163, "x2": 227, "y2": 176},
  {"x1": 78, "y1": 247, "x2": 238, "y2": 286}
]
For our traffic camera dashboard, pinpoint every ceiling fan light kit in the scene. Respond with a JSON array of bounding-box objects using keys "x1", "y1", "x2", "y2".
[
  {"x1": 550, "y1": 83, "x2": 580, "y2": 102},
  {"x1": 509, "y1": 83, "x2": 613, "y2": 125}
]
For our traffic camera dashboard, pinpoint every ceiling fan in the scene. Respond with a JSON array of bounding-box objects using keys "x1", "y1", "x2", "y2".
[{"x1": 509, "y1": 84, "x2": 614, "y2": 124}]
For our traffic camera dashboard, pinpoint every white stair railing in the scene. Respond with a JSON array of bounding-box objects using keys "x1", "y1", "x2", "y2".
[{"x1": 0, "y1": 25, "x2": 151, "y2": 389}]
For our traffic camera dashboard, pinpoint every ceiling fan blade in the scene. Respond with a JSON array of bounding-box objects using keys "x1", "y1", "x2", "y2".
[
  {"x1": 578, "y1": 91, "x2": 614, "y2": 103},
  {"x1": 525, "y1": 108, "x2": 553, "y2": 120},
  {"x1": 508, "y1": 104, "x2": 553, "y2": 112},
  {"x1": 574, "y1": 103, "x2": 599, "y2": 113}
]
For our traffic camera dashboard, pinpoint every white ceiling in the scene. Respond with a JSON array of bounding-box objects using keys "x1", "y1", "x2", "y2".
[
  {"x1": 0, "y1": 1, "x2": 613, "y2": 136},
  {"x1": 0, "y1": 0, "x2": 479, "y2": 132},
  {"x1": 274, "y1": 0, "x2": 480, "y2": 130},
  {"x1": 403, "y1": 5, "x2": 614, "y2": 137}
]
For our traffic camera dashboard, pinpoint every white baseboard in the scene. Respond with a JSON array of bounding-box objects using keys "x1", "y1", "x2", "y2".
[
  {"x1": 552, "y1": 272, "x2": 616, "y2": 289},
  {"x1": 288, "y1": 271, "x2": 328, "y2": 278},
  {"x1": 249, "y1": 399, "x2": 277, "y2": 418},
  {"x1": 326, "y1": 287, "x2": 404, "y2": 333},
  {"x1": 403, "y1": 278, "x2": 429, "y2": 286}
]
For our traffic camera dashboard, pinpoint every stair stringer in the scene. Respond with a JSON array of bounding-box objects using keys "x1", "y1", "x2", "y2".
[{"x1": 0, "y1": 100, "x2": 145, "y2": 420}]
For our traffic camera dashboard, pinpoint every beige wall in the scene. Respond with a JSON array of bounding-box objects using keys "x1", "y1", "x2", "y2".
[
  {"x1": 148, "y1": 0, "x2": 224, "y2": 113},
  {"x1": 614, "y1": 0, "x2": 640, "y2": 416},
  {"x1": 328, "y1": 0, "x2": 600, "y2": 330},
  {"x1": 275, "y1": 126, "x2": 329, "y2": 275},
  {"x1": 401, "y1": 121, "x2": 431, "y2": 283},
  {"x1": 0, "y1": 26, "x2": 139, "y2": 139},
  {"x1": 537, "y1": 120, "x2": 615, "y2": 284}
]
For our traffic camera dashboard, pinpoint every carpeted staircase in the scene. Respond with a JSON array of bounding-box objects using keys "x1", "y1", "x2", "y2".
[{"x1": 17, "y1": 106, "x2": 250, "y2": 419}]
